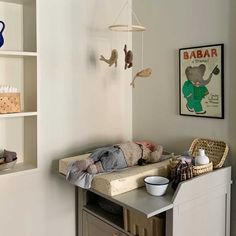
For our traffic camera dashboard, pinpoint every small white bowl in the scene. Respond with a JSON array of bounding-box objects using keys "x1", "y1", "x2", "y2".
[{"x1": 144, "y1": 176, "x2": 169, "y2": 196}]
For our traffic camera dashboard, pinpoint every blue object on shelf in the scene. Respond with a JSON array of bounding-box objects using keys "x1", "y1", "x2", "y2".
[{"x1": 0, "y1": 21, "x2": 5, "y2": 48}]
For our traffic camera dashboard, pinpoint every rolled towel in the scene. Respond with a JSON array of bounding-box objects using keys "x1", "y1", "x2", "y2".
[{"x1": 3, "y1": 149, "x2": 17, "y2": 163}]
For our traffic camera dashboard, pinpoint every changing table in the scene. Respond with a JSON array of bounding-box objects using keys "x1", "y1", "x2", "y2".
[{"x1": 59, "y1": 155, "x2": 231, "y2": 236}]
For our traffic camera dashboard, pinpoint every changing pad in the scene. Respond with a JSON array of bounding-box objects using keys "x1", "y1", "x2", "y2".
[{"x1": 59, "y1": 154, "x2": 170, "y2": 196}]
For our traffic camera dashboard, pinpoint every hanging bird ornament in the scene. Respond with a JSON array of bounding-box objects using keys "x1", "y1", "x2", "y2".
[
  {"x1": 124, "y1": 44, "x2": 133, "y2": 69},
  {"x1": 130, "y1": 68, "x2": 152, "y2": 88},
  {"x1": 99, "y1": 49, "x2": 118, "y2": 67}
]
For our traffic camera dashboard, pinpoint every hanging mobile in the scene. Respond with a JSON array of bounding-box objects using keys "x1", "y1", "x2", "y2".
[{"x1": 108, "y1": 1, "x2": 152, "y2": 88}]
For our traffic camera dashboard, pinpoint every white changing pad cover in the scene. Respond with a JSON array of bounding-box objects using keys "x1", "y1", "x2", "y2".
[{"x1": 59, "y1": 154, "x2": 170, "y2": 196}]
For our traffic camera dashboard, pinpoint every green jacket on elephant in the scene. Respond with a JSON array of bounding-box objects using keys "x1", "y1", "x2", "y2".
[{"x1": 182, "y1": 80, "x2": 208, "y2": 113}]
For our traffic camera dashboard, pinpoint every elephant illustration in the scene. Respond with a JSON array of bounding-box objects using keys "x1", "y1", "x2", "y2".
[{"x1": 182, "y1": 64, "x2": 220, "y2": 114}]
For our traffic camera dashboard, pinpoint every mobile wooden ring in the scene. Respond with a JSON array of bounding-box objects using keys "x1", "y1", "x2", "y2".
[{"x1": 108, "y1": 24, "x2": 146, "y2": 32}]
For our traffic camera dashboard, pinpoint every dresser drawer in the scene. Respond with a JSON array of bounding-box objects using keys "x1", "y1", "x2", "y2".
[{"x1": 83, "y1": 210, "x2": 128, "y2": 236}]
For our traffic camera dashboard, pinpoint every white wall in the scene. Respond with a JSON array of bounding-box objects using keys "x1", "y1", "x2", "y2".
[
  {"x1": 132, "y1": 0, "x2": 236, "y2": 234},
  {"x1": 0, "y1": 0, "x2": 132, "y2": 236}
]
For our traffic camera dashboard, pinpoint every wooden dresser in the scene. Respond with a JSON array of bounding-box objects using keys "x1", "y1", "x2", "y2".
[{"x1": 59, "y1": 157, "x2": 231, "y2": 236}]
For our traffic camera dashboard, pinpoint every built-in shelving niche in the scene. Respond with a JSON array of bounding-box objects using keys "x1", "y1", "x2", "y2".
[
  {"x1": 0, "y1": 0, "x2": 37, "y2": 175},
  {"x1": 0, "y1": 115, "x2": 37, "y2": 175}
]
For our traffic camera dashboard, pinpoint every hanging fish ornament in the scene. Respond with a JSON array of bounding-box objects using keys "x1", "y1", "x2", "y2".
[
  {"x1": 99, "y1": 49, "x2": 118, "y2": 67},
  {"x1": 130, "y1": 68, "x2": 152, "y2": 88},
  {"x1": 0, "y1": 21, "x2": 5, "y2": 48}
]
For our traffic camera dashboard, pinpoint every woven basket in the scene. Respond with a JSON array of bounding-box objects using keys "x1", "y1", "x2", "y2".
[
  {"x1": 169, "y1": 158, "x2": 213, "y2": 177},
  {"x1": 0, "y1": 93, "x2": 21, "y2": 114},
  {"x1": 192, "y1": 161, "x2": 213, "y2": 176},
  {"x1": 189, "y1": 138, "x2": 229, "y2": 169}
]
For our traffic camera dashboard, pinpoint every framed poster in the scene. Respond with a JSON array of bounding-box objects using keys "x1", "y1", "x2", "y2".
[{"x1": 179, "y1": 44, "x2": 224, "y2": 119}]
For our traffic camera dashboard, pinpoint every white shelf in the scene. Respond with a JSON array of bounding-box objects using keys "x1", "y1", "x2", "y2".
[
  {"x1": 0, "y1": 0, "x2": 28, "y2": 4},
  {"x1": 112, "y1": 187, "x2": 174, "y2": 218},
  {"x1": 0, "y1": 111, "x2": 37, "y2": 118},
  {"x1": 0, "y1": 51, "x2": 37, "y2": 57},
  {"x1": 0, "y1": 162, "x2": 37, "y2": 176}
]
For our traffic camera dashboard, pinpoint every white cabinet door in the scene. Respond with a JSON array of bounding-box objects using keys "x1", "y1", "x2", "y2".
[{"x1": 173, "y1": 193, "x2": 227, "y2": 236}]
